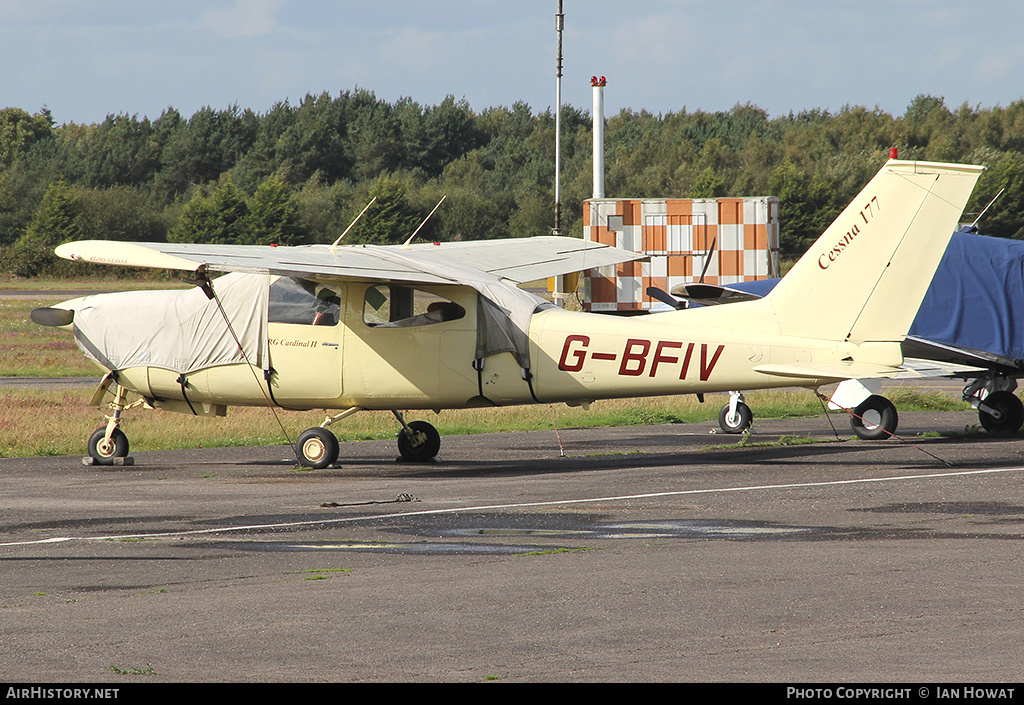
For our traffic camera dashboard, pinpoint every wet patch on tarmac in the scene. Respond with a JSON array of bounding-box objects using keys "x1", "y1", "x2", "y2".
[
  {"x1": 374, "y1": 512, "x2": 814, "y2": 541},
  {"x1": 201, "y1": 513, "x2": 818, "y2": 554},
  {"x1": 204, "y1": 540, "x2": 578, "y2": 555},
  {"x1": 430, "y1": 517, "x2": 813, "y2": 541},
  {"x1": 194, "y1": 506, "x2": 1024, "y2": 554}
]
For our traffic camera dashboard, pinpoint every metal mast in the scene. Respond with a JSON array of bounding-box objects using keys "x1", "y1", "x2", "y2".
[{"x1": 553, "y1": 0, "x2": 564, "y2": 235}]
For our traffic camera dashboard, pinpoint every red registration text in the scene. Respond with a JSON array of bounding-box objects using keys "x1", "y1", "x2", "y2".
[{"x1": 558, "y1": 335, "x2": 725, "y2": 381}]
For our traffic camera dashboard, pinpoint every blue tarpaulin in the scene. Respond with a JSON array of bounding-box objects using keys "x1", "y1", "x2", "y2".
[{"x1": 909, "y1": 228, "x2": 1024, "y2": 364}]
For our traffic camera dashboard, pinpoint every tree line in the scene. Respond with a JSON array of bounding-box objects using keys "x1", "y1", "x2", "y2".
[{"x1": 2, "y1": 90, "x2": 1024, "y2": 278}]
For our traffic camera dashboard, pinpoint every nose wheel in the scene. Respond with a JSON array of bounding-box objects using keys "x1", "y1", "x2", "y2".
[{"x1": 88, "y1": 427, "x2": 129, "y2": 464}]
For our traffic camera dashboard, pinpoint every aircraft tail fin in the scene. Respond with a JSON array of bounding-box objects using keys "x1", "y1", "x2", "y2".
[{"x1": 766, "y1": 160, "x2": 984, "y2": 345}]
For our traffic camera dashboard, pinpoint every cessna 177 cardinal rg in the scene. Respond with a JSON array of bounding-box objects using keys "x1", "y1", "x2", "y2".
[{"x1": 33, "y1": 160, "x2": 983, "y2": 467}]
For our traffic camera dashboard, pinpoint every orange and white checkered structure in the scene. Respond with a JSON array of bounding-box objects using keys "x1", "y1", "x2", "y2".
[{"x1": 581, "y1": 197, "x2": 780, "y2": 312}]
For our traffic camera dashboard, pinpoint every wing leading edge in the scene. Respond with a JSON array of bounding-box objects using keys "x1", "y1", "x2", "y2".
[{"x1": 55, "y1": 236, "x2": 646, "y2": 286}]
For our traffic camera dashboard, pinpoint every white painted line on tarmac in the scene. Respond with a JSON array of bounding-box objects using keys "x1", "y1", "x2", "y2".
[{"x1": 3, "y1": 465, "x2": 1023, "y2": 548}]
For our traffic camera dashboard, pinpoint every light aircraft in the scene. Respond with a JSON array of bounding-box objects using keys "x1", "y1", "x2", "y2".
[
  {"x1": 33, "y1": 159, "x2": 983, "y2": 467},
  {"x1": 661, "y1": 225, "x2": 1024, "y2": 437}
]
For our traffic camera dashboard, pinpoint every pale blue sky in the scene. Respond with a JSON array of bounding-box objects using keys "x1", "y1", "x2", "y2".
[{"x1": 2, "y1": 0, "x2": 1022, "y2": 124}]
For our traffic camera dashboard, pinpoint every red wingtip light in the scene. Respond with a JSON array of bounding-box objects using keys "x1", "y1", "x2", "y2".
[{"x1": 890, "y1": 147, "x2": 898, "y2": 159}]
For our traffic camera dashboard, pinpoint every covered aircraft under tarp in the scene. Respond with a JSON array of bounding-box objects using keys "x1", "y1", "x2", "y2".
[{"x1": 905, "y1": 228, "x2": 1024, "y2": 372}]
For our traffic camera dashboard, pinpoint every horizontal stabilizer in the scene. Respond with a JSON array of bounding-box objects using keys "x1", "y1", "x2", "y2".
[
  {"x1": 753, "y1": 360, "x2": 908, "y2": 382},
  {"x1": 903, "y1": 335, "x2": 1023, "y2": 373},
  {"x1": 669, "y1": 280, "x2": 777, "y2": 306},
  {"x1": 754, "y1": 357, "x2": 984, "y2": 383},
  {"x1": 891, "y1": 357, "x2": 985, "y2": 379}
]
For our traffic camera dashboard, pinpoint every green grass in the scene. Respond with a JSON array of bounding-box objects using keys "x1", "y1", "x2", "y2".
[
  {"x1": 0, "y1": 297, "x2": 101, "y2": 376},
  {"x1": 702, "y1": 434, "x2": 827, "y2": 451},
  {"x1": 0, "y1": 274, "x2": 186, "y2": 291},
  {"x1": 0, "y1": 286, "x2": 183, "y2": 377},
  {"x1": 885, "y1": 386, "x2": 970, "y2": 412}
]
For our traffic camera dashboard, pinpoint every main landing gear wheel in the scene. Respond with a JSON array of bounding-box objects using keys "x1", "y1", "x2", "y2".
[
  {"x1": 849, "y1": 395, "x2": 898, "y2": 440},
  {"x1": 718, "y1": 401, "x2": 753, "y2": 434},
  {"x1": 978, "y1": 391, "x2": 1024, "y2": 433},
  {"x1": 397, "y1": 420, "x2": 441, "y2": 462},
  {"x1": 88, "y1": 427, "x2": 129, "y2": 465},
  {"x1": 296, "y1": 427, "x2": 339, "y2": 469}
]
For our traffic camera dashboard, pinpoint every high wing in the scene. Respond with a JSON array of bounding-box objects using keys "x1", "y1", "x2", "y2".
[
  {"x1": 55, "y1": 236, "x2": 645, "y2": 286},
  {"x1": 56, "y1": 235, "x2": 647, "y2": 374}
]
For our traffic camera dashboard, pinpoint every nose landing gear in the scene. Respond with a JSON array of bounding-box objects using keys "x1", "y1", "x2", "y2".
[{"x1": 87, "y1": 376, "x2": 140, "y2": 465}]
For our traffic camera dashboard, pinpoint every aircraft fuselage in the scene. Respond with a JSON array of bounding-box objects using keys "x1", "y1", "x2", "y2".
[{"x1": 68, "y1": 279, "x2": 852, "y2": 415}]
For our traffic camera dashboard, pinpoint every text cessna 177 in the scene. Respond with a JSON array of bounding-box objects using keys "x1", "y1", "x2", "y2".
[{"x1": 33, "y1": 160, "x2": 983, "y2": 467}]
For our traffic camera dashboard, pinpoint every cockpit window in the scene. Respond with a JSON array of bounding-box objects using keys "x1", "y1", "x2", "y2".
[
  {"x1": 269, "y1": 277, "x2": 341, "y2": 326},
  {"x1": 363, "y1": 285, "x2": 465, "y2": 328}
]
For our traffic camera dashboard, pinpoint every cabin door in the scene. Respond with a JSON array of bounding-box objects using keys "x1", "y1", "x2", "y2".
[{"x1": 265, "y1": 278, "x2": 344, "y2": 405}]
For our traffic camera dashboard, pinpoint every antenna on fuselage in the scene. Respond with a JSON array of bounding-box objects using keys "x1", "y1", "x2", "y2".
[
  {"x1": 401, "y1": 195, "x2": 447, "y2": 249},
  {"x1": 969, "y1": 188, "x2": 1005, "y2": 229},
  {"x1": 698, "y1": 236, "x2": 717, "y2": 283},
  {"x1": 330, "y1": 197, "x2": 377, "y2": 248}
]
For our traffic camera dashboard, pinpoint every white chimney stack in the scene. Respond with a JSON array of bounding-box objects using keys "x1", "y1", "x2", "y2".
[{"x1": 592, "y1": 76, "x2": 606, "y2": 199}]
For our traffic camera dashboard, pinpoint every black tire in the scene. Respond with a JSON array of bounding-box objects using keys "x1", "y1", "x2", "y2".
[
  {"x1": 718, "y1": 401, "x2": 753, "y2": 433},
  {"x1": 849, "y1": 395, "x2": 898, "y2": 440},
  {"x1": 296, "y1": 427, "x2": 339, "y2": 469},
  {"x1": 397, "y1": 420, "x2": 441, "y2": 462},
  {"x1": 979, "y1": 391, "x2": 1024, "y2": 433},
  {"x1": 88, "y1": 427, "x2": 129, "y2": 465}
]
